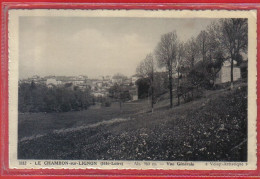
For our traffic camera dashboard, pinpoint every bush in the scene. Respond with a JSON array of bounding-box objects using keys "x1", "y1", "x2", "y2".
[
  {"x1": 101, "y1": 98, "x2": 112, "y2": 107},
  {"x1": 18, "y1": 82, "x2": 92, "y2": 113},
  {"x1": 240, "y1": 64, "x2": 247, "y2": 79}
]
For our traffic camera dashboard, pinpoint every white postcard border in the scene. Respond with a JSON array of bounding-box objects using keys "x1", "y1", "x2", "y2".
[{"x1": 8, "y1": 9, "x2": 257, "y2": 170}]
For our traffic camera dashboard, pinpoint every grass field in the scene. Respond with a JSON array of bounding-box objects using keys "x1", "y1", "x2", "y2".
[
  {"x1": 18, "y1": 82, "x2": 247, "y2": 161},
  {"x1": 18, "y1": 101, "x2": 150, "y2": 141}
]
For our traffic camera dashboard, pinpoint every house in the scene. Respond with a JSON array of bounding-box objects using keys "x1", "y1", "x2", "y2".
[
  {"x1": 96, "y1": 81, "x2": 103, "y2": 88},
  {"x1": 215, "y1": 61, "x2": 241, "y2": 84},
  {"x1": 131, "y1": 75, "x2": 139, "y2": 84},
  {"x1": 112, "y1": 78, "x2": 123, "y2": 84},
  {"x1": 123, "y1": 79, "x2": 132, "y2": 85},
  {"x1": 93, "y1": 92, "x2": 105, "y2": 97},
  {"x1": 129, "y1": 86, "x2": 138, "y2": 101},
  {"x1": 46, "y1": 78, "x2": 62, "y2": 86},
  {"x1": 78, "y1": 75, "x2": 88, "y2": 80},
  {"x1": 72, "y1": 79, "x2": 85, "y2": 85},
  {"x1": 46, "y1": 78, "x2": 58, "y2": 86}
]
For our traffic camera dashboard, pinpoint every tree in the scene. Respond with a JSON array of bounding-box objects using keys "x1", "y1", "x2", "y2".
[
  {"x1": 220, "y1": 18, "x2": 248, "y2": 89},
  {"x1": 155, "y1": 31, "x2": 178, "y2": 108},
  {"x1": 112, "y1": 73, "x2": 128, "y2": 84},
  {"x1": 176, "y1": 42, "x2": 186, "y2": 105},
  {"x1": 18, "y1": 82, "x2": 92, "y2": 113},
  {"x1": 136, "y1": 78, "x2": 150, "y2": 99},
  {"x1": 136, "y1": 53, "x2": 156, "y2": 112},
  {"x1": 108, "y1": 83, "x2": 130, "y2": 111},
  {"x1": 206, "y1": 21, "x2": 222, "y2": 61},
  {"x1": 184, "y1": 37, "x2": 199, "y2": 68},
  {"x1": 196, "y1": 30, "x2": 209, "y2": 63},
  {"x1": 206, "y1": 50, "x2": 225, "y2": 87},
  {"x1": 203, "y1": 21, "x2": 226, "y2": 86}
]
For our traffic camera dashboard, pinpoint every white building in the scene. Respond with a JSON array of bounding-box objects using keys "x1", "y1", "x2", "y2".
[
  {"x1": 215, "y1": 61, "x2": 241, "y2": 84},
  {"x1": 46, "y1": 78, "x2": 58, "y2": 85},
  {"x1": 46, "y1": 78, "x2": 62, "y2": 86},
  {"x1": 131, "y1": 75, "x2": 139, "y2": 84}
]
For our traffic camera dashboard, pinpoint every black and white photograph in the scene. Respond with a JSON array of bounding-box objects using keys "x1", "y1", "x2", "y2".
[{"x1": 8, "y1": 9, "x2": 257, "y2": 170}]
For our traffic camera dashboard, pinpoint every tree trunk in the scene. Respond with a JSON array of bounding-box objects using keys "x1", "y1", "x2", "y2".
[
  {"x1": 202, "y1": 40, "x2": 205, "y2": 63},
  {"x1": 151, "y1": 79, "x2": 154, "y2": 113},
  {"x1": 169, "y1": 68, "x2": 173, "y2": 108},
  {"x1": 151, "y1": 64, "x2": 154, "y2": 113},
  {"x1": 230, "y1": 58, "x2": 234, "y2": 90},
  {"x1": 212, "y1": 72, "x2": 216, "y2": 88},
  {"x1": 177, "y1": 69, "x2": 180, "y2": 106},
  {"x1": 147, "y1": 88, "x2": 150, "y2": 105},
  {"x1": 119, "y1": 101, "x2": 122, "y2": 111}
]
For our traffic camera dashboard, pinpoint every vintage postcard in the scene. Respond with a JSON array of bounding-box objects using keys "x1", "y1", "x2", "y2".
[{"x1": 8, "y1": 9, "x2": 257, "y2": 170}]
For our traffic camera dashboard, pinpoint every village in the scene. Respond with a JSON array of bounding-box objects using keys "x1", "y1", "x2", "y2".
[
  {"x1": 19, "y1": 74, "x2": 139, "y2": 101},
  {"x1": 19, "y1": 57, "x2": 247, "y2": 104}
]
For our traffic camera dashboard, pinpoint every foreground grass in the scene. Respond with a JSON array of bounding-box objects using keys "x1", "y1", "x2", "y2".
[
  {"x1": 18, "y1": 101, "x2": 150, "y2": 140},
  {"x1": 18, "y1": 84, "x2": 247, "y2": 161}
]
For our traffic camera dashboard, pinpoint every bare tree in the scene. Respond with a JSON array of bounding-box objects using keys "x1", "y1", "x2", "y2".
[
  {"x1": 136, "y1": 53, "x2": 156, "y2": 112},
  {"x1": 196, "y1": 30, "x2": 209, "y2": 63},
  {"x1": 184, "y1": 37, "x2": 199, "y2": 68},
  {"x1": 220, "y1": 18, "x2": 248, "y2": 89},
  {"x1": 155, "y1": 31, "x2": 178, "y2": 108},
  {"x1": 112, "y1": 73, "x2": 128, "y2": 84},
  {"x1": 206, "y1": 21, "x2": 222, "y2": 61},
  {"x1": 108, "y1": 83, "x2": 130, "y2": 111},
  {"x1": 176, "y1": 42, "x2": 185, "y2": 105}
]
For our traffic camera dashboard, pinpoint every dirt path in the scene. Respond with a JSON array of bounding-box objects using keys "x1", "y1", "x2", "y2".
[{"x1": 19, "y1": 117, "x2": 131, "y2": 142}]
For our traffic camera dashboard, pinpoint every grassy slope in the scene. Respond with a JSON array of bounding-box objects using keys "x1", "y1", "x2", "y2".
[
  {"x1": 18, "y1": 101, "x2": 150, "y2": 140},
  {"x1": 18, "y1": 83, "x2": 247, "y2": 161}
]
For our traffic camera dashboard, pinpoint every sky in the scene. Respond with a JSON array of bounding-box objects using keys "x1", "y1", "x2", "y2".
[{"x1": 19, "y1": 16, "x2": 216, "y2": 79}]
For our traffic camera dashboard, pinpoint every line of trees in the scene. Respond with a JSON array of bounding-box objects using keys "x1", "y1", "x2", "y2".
[
  {"x1": 18, "y1": 81, "x2": 93, "y2": 113},
  {"x1": 136, "y1": 18, "x2": 248, "y2": 109}
]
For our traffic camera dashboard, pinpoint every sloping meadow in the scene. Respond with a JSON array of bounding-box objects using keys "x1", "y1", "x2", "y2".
[{"x1": 18, "y1": 84, "x2": 247, "y2": 161}]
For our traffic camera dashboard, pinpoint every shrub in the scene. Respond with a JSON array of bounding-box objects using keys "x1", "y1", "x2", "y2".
[
  {"x1": 18, "y1": 82, "x2": 92, "y2": 113},
  {"x1": 101, "y1": 98, "x2": 112, "y2": 107}
]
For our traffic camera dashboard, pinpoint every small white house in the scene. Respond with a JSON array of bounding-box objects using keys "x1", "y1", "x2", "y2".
[
  {"x1": 46, "y1": 78, "x2": 58, "y2": 86},
  {"x1": 131, "y1": 75, "x2": 139, "y2": 84},
  {"x1": 215, "y1": 61, "x2": 241, "y2": 84},
  {"x1": 93, "y1": 92, "x2": 105, "y2": 97},
  {"x1": 46, "y1": 78, "x2": 62, "y2": 86},
  {"x1": 129, "y1": 86, "x2": 138, "y2": 101},
  {"x1": 132, "y1": 95, "x2": 138, "y2": 101}
]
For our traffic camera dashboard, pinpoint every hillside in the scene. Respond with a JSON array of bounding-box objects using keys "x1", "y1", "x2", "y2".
[{"x1": 18, "y1": 82, "x2": 247, "y2": 161}]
